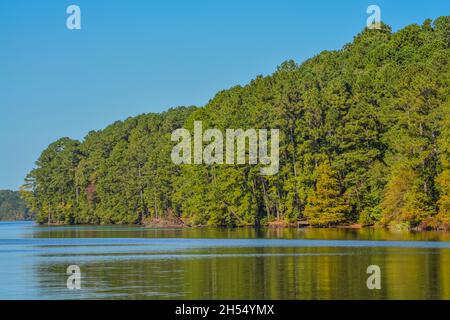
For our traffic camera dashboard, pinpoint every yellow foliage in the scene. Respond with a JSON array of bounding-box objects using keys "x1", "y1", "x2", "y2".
[{"x1": 304, "y1": 162, "x2": 349, "y2": 226}]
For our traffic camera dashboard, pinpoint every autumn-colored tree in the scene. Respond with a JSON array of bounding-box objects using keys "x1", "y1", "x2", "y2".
[
  {"x1": 436, "y1": 170, "x2": 450, "y2": 225},
  {"x1": 304, "y1": 162, "x2": 349, "y2": 226}
]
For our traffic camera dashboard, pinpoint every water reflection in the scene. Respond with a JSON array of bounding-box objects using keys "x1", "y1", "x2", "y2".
[{"x1": 0, "y1": 221, "x2": 449, "y2": 299}]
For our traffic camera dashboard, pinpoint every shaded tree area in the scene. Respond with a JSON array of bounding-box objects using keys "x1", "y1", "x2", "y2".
[
  {"x1": 0, "y1": 190, "x2": 32, "y2": 221},
  {"x1": 22, "y1": 17, "x2": 450, "y2": 229}
]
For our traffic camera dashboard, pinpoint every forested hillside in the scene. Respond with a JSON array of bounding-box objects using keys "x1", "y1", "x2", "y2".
[
  {"x1": 22, "y1": 17, "x2": 450, "y2": 229},
  {"x1": 0, "y1": 190, "x2": 32, "y2": 221}
]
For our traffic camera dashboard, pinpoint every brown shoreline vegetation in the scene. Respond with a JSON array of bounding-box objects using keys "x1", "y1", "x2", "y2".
[
  {"x1": 143, "y1": 213, "x2": 448, "y2": 231},
  {"x1": 41, "y1": 211, "x2": 449, "y2": 231}
]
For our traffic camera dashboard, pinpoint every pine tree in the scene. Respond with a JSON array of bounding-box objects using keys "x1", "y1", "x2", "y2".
[{"x1": 304, "y1": 162, "x2": 349, "y2": 226}]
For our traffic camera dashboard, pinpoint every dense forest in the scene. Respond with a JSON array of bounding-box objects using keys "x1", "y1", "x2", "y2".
[
  {"x1": 0, "y1": 190, "x2": 32, "y2": 221},
  {"x1": 22, "y1": 17, "x2": 450, "y2": 229}
]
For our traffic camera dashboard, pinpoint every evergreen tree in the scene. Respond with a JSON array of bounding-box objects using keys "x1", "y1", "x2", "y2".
[{"x1": 304, "y1": 162, "x2": 349, "y2": 226}]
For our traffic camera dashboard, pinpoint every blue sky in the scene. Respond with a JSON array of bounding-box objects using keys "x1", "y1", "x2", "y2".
[{"x1": 0, "y1": 0, "x2": 448, "y2": 190}]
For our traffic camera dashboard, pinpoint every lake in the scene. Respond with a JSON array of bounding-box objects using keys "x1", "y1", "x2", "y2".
[{"x1": 0, "y1": 221, "x2": 450, "y2": 300}]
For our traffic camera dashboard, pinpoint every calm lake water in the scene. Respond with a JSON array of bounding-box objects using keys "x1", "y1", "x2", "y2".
[{"x1": 1, "y1": 221, "x2": 450, "y2": 300}]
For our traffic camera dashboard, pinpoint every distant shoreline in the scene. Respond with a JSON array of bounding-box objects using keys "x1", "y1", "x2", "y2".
[{"x1": 0, "y1": 219, "x2": 33, "y2": 222}]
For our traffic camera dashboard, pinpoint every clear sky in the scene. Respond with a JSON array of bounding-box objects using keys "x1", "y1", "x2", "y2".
[{"x1": 0, "y1": 0, "x2": 448, "y2": 190}]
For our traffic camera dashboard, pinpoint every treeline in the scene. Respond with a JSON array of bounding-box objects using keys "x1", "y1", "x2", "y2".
[
  {"x1": 0, "y1": 190, "x2": 32, "y2": 221},
  {"x1": 22, "y1": 17, "x2": 450, "y2": 229}
]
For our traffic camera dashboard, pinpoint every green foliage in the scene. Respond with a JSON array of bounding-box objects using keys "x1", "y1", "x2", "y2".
[
  {"x1": 436, "y1": 101, "x2": 450, "y2": 226},
  {"x1": 0, "y1": 190, "x2": 31, "y2": 221},
  {"x1": 22, "y1": 17, "x2": 450, "y2": 228}
]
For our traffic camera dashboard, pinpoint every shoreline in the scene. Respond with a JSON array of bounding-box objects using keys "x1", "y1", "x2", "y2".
[{"x1": 29, "y1": 220, "x2": 450, "y2": 232}]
